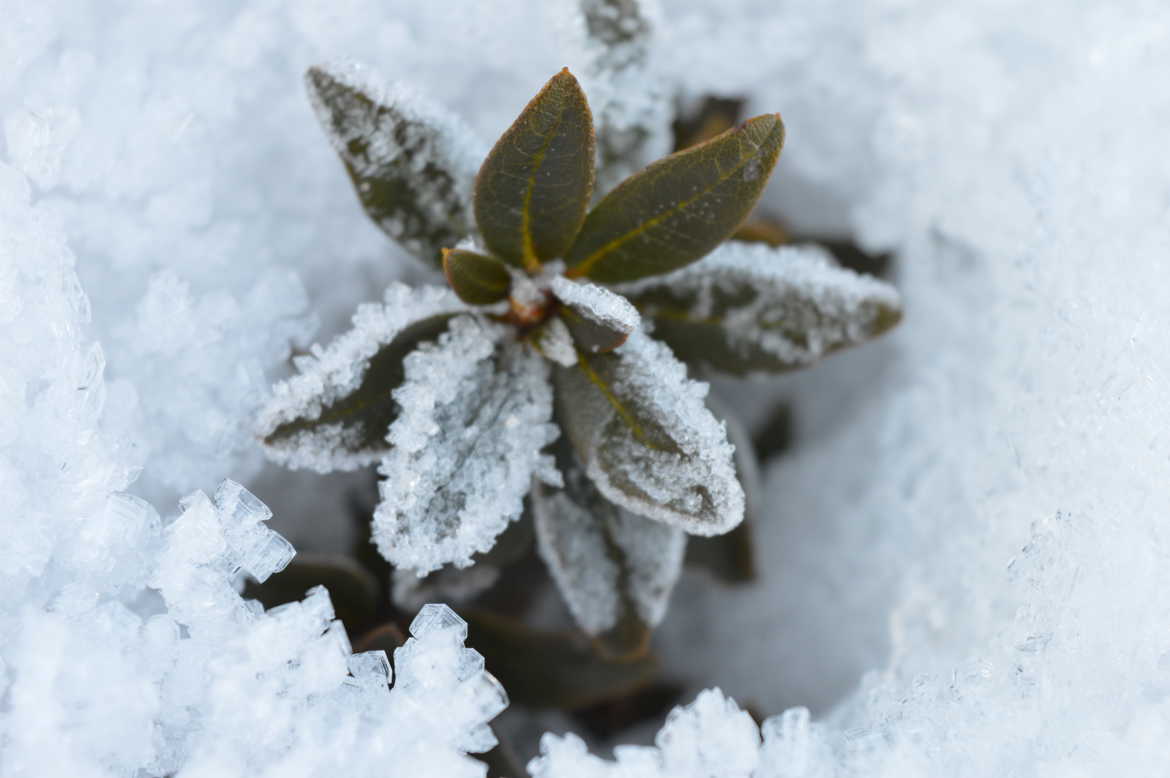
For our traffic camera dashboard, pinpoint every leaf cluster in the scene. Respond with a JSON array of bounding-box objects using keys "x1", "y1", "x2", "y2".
[{"x1": 260, "y1": 56, "x2": 901, "y2": 658}]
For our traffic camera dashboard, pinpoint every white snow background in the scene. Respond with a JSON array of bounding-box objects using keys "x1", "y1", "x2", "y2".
[{"x1": 3, "y1": 0, "x2": 1169, "y2": 775}]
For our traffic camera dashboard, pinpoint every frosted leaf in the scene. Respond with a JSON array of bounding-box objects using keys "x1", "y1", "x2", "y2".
[
  {"x1": 533, "y1": 468, "x2": 684, "y2": 648},
  {"x1": 624, "y1": 242, "x2": 903, "y2": 375},
  {"x1": 551, "y1": 276, "x2": 640, "y2": 353},
  {"x1": 554, "y1": 330, "x2": 743, "y2": 535},
  {"x1": 306, "y1": 63, "x2": 485, "y2": 266},
  {"x1": 533, "y1": 315, "x2": 579, "y2": 367},
  {"x1": 258, "y1": 284, "x2": 466, "y2": 473},
  {"x1": 574, "y1": 0, "x2": 672, "y2": 194},
  {"x1": 373, "y1": 318, "x2": 559, "y2": 574}
]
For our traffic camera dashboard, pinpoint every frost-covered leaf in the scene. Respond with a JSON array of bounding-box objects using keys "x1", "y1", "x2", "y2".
[
  {"x1": 565, "y1": 114, "x2": 785, "y2": 283},
  {"x1": 533, "y1": 467, "x2": 685, "y2": 658},
  {"x1": 626, "y1": 242, "x2": 903, "y2": 375},
  {"x1": 373, "y1": 318, "x2": 560, "y2": 574},
  {"x1": 442, "y1": 248, "x2": 512, "y2": 305},
  {"x1": 532, "y1": 315, "x2": 580, "y2": 367},
  {"x1": 551, "y1": 276, "x2": 640, "y2": 354},
  {"x1": 576, "y1": 0, "x2": 671, "y2": 194},
  {"x1": 306, "y1": 64, "x2": 483, "y2": 267},
  {"x1": 554, "y1": 330, "x2": 744, "y2": 535},
  {"x1": 474, "y1": 69, "x2": 595, "y2": 270},
  {"x1": 464, "y1": 609, "x2": 657, "y2": 710},
  {"x1": 684, "y1": 396, "x2": 760, "y2": 583},
  {"x1": 581, "y1": 0, "x2": 653, "y2": 70},
  {"x1": 259, "y1": 284, "x2": 466, "y2": 472}
]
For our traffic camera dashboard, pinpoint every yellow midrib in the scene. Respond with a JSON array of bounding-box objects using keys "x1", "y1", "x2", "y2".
[
  {"x1": 519, "y1": 105, "x2": 569, "y2": 273},
  {"x1": 565, "y1": 121, "x2": 776, "y2": 279}
]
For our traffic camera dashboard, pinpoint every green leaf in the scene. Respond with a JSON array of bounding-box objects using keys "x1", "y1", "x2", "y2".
[
  {"x1": 306, "y1": 65, "x2": 480, "y2": 267},
  {"x1": 564, "y1": 113, "x2": 785, "y2": 283},
  {"x1": 261, "y1": 310, "x2": 460, "y2": 466},
  {"x1": 625, "y1": 242, "x2": 902, "y2": 375},
  {"x1": 442, "y1": 248, "x2": 512, "y2": 305},
  {"x1": 474, "y1": 69, "x2": 596, "y2": 270},
  {"x1": 532, "y1": 472, "x2": 685, "y2": 660},
  {"x1": 684, "y1": 396, "x2": 760, "y2": 583},
  {"x1": 244, "y1": 553, "x2": 382, "y2": 638},
  {"x1": 464, "y1": 608, "x2": 658, "y2": 710},
  {"x1": 552, "y1": 331, "x2": 744, "y2": 535}
]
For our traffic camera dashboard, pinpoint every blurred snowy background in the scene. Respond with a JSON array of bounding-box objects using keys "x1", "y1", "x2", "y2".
[{"x1": 3, "y1": 0, "x2": 1170, "y2": 775}]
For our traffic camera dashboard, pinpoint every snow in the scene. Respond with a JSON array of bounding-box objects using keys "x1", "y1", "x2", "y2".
[
  {"x1": 373, "y1": 317, "x2": 560, "y2": 574},
  {"x1": 529, "y1": 689, "x2": 761, "y2": 778},
  {"x1": 4, "y1": 0, "x2": 1170, "y2": 776}
]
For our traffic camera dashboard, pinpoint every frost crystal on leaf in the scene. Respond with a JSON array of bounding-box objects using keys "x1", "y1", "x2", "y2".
[
  {"x1": 551, "y1": 276, "x2": 641, "y2": 353},
  {"x1": 534, "y1": 469, "x2": 685, "y2": 638},
  {"x1": 374, "y1": 318, "x2": 559, "y2": 574},
  {"x1": 625, "y1": 242, "x2": 903, "y2": 375},
  {"x1": 306, "y1": 63, "x2": 486, "y2": 266},
  {"x1": 555, "y1": 330, "x2": 744, "y2": 535},
  {"x1": 258, "y1": 284, "x2": 466, "y2": 473},
  {"x1": 575, "y1": 0, "x2": 672, "y2": 194}
]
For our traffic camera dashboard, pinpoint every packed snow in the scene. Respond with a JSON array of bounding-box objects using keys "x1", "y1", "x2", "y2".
[{"x1": 4, "y1": 0, "x2": 1170, "y2": 776}]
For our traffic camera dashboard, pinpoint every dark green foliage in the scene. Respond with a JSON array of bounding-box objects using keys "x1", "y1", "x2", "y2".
[
  {"x1": 564, "y1": 115, "x2": 785, "y2": 282},
  {"x1": 442, "y1": 248, "x2": 512, "y2": 304},
  {"x1": 474, "y1": 69, "x2": 596, "y2": 270}
]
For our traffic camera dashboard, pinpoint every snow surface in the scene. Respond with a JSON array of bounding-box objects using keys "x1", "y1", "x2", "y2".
[{"x1": 4, "y1": 0, "x2": 1170, "y2": 776}]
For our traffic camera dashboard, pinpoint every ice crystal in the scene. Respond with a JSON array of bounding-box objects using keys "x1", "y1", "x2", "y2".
[{"x1": 373, "y1": 316, "x2": 559, "y2": 574}]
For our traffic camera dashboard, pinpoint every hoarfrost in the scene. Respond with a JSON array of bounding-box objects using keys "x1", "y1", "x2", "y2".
[
  {"x1": 374, "y1": 317, "x2": 559, "y2": 574},
  {"x1": 7, "y1": 1, "x2": 1170, "y2": 776},
  {"x1": 556, "y1": 331, "x2": 744, "y2": 535},
  {"x1": 551, "y1": 275, "x2": 641, "y2": 351},
  {"x1": 571, "y1": 0, "x2": 674, "y2": 193},
  {"x1": 535, "y1": 315, "x2": 580, "y2": 367},
  {"x1": 534, "y1": 468, "x2": 685, "y2": 636},
  {"x1": 306, "y1": 62, "x2": 486, "y2": 265},
  {"x1": 625, "y1": 242, "x2": 902, "y2": 374},
  {"x1": 529, "y1": 688, "x2": 762, "y2": 778},
  {"x1": 257, "y1": 283, "x2": 465, "y2": 472}
]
